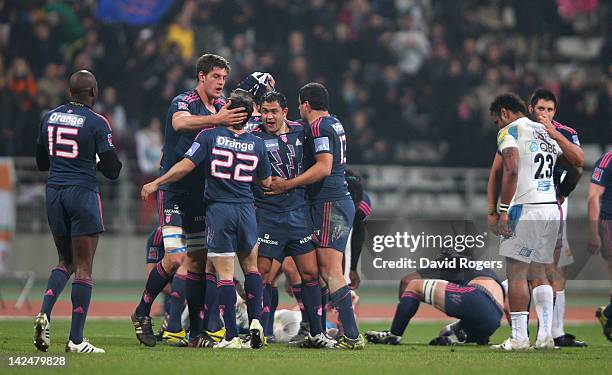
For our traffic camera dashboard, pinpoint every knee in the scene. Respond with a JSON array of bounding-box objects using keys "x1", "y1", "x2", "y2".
[
  {"x1": 162, "y1": 254, "x2": 183, "y2": 272},
  {"x1": 300, "y1": 268, "x2": 319, "y2": 283}
]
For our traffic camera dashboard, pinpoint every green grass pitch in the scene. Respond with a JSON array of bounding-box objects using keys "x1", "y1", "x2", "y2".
[{"x1": 0, "y1": 319, "x2": 610, "y2": 375}]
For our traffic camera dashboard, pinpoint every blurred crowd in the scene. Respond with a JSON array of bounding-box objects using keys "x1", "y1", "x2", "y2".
[{"x1": 0, "y1": 0, "x2": 611, "y2": 169}]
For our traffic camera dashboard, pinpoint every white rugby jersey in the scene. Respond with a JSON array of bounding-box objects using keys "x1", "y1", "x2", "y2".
[{"x1": 497, "y1": 117, "x2": 562, "y2": 205}]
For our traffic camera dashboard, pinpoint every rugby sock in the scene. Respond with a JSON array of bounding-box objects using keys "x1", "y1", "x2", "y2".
[
  {"x1": 292, "y1": 284, "x2": 307, "y2": 322},
  {"x1": 301, "y1": 280, "x2": 323, "y2": 335},
  {"x1": 185, "y1": 272, "x2": 206, "y2": 337},
  {"x1": 69, "y1": 278, "x2": 93, "y2": 344},
  {"x1": 41, "y1": 266, "x2": 70, "y2": 321},
  {"x1": 135, "y1": 262, "x2": 171, "y2": 317},
  {"x1": 269, "y1": 286, "x2": 279, "y2": 334},
  {"x1": 321, "y1": 286, "x2": 329, "y2": 329},
  {"x1": 167, "y1": 274, "x2": 187, "y2": 332},
  {"x1": 218, "y1": 280, "x2": 238, "y2": 340},
  {"x1": 203, "y1": 273, "x2": 222, "y2": 332},
  {"x1": 510, "y1": 312, "x2": 529, "y2": 341},
  {"x1": 262, "y1": 283, "x2": 272, "y2": 336},
  {"x1": 330, "y1": 285, "x2": 359, "y2": 339},
  {"x1": 533, "y1": 285, "x2": 554, "y2": 341},
  {"x1": 244, "y1": 272, "x2": 263, "y2": 322},
  {"x1": 164, "y1": 293, "x2": 171, "y2": 315},
  {"x1": 551, "y1": 290, "x2": 566, "y2": 338},
  {"x1": 390, "y1": 291, "x2": 420, "y2": 336}
]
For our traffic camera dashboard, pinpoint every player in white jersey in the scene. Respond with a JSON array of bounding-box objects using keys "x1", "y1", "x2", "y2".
[{"x1": 486, "y1": 93, "x2": 581, "y2": 351}]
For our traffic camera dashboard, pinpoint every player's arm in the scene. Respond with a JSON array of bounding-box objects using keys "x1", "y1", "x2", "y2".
[
  {"x1": 537, "y1": 114, "x2": 584, "y2": 167},
  {"x1": 587, "y1": 183, "x2": 604, "y2": 254},
  {"x1": 271, "y1": 153, "x2": 332, "y2": 192},
  {"x1": 555, "y1": 156, "x2": 583, "y2": 200},
  {"x1": 587, "y1": 162, "x2": 607, "y2": 254},
  {"x1": 487, "y1": 152, "x2": 503, "y2": 233},
  {"x1": 256, "y1": 143, "x2": 273, "y2": 189},
  {"x1": 172, "y1": 102, "x2": 247, "y2": 132},
  {"x1": 35, "y1": 119, "x2": 50, "y2": 171},
  {"x1": 36, "y1": 143, "x2": 50, "y2": 171},
  {"x1": 97, "y1": 149, "x2": 122, "y2": 180},
  {"x1": 498, "y1": 147, "x2": 518, "y2": 237},
  {"x1": 141, "y1": 158, "x2": 196, "y2": 200},
  {"x1": 349, "y1": 218, "x2": 365, "y2": 289}
]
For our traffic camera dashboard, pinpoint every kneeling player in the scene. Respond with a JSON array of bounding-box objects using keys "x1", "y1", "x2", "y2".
[
  {"x1": 142, "y1": 92, "x2": 272, "y2": 349},
  {"x1": 253, "y1": 92, "x2": 332, "y2": 348},
  {"x1": 365, "y1": 257, "x2": 504, "y2": 346}
]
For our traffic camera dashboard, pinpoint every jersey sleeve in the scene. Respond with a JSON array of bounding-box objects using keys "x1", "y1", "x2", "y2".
[
  {"x1": 183, "y1": 130, "x2": 209, "y2": 167},
  {"x1": 591, "y1": 157, "x2": 610, "y2": 187},
  {"x1": 256, "y1": 140, "x2": 272, "y2": 180},
  {"x1": 558, "y1": 127, "x2": 581, "y2": 147},
  {"x1": 94, "y1": 115, "x2": 115, "y2": 154},
  {"x1": 170, "y1": 95, "x2": 196, "y2": 117},
  {"x1": 311, "y1": 122, "x2": 334, "y2": 155},
  {"x1": 496, "y1": 124, "x2": 518, "y2": 152}
]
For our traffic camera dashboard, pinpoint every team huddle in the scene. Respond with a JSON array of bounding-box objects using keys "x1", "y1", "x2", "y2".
[{"x1": 31, "y1": 53, "x2": 612, "y2": 353}]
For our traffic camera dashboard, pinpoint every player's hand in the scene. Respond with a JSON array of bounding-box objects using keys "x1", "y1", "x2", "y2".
[
  {"x1": 141, "y1": 181, "x2": 160, "y2": 201},
  {"x1": 349, "y1": 270, "x2": 361, "y2": 290},
  {"x1": 497, "y1": 213, "x2": 513, "y2": 238},
  {"x1": 558, "y1": 195, "x2": 565, "y2": 205},
  {"x1": 265, "y1": 176, "x2": 289, "y2": 195},
  {"x1": 537, "y1": 113, "x2": 561, "y2": 140},
  {"x1": 487, "y1": 213, "x2": 500, "y2": 235},
  {"x1": 215, "y1": 102, "x2": 248, "y2": 127},
  {"x1": 587, "y1": 234, "x2": 601, "y2": 255}
]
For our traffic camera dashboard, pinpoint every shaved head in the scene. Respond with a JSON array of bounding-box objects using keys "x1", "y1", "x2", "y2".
[{"x1": 69, "y1": 70, "x2": 98, "y2": 105}]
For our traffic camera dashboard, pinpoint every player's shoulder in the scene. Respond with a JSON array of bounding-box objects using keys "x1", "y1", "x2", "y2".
[
  {"x1": 85, "y1": 107, "x2": 113, "y2": 131},
  {"x1": 173, "y1": 89, "x2": 200, "y2": 106},
  {"x1": 552, "y1": 120, "x2": 578, "y2": 135},
  {"x1": 194, "y1": 125, "x2": 219, "y2": 140},
  {"x1": 596, "y1": 150, "x2": 612, "y2": 169},
  {"x1": 313, "y1": 115, "x2": 343, "y2": 136}
]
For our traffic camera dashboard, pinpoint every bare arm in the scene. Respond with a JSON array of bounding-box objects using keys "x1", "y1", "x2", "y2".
[
  {"x1": 172, "y1": 103, "x2": 247, "y2": 132},
  {"x1": 587, "y1": 183, "x2": 604, "y2": 254},
  {"x1": 500, "y1": 148, "x2": 519, "y2": 205},
  {"x1": 141, "y1": 158, "x2": 196, "y2": 200},
  {"x1": 269, "y1": 153, "x2": 332, "y2": 193},
  {"x1": 487, "y1": 153, "x2": 503, "y2": 214}
]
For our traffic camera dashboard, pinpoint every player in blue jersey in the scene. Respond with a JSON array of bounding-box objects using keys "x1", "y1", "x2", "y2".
[
  {"x1": 34, "y1": 70, "x2": 122, "y2": 353},
  {"x1": 587, "y1": 150, "x2": 612, "y2": 342},
  {"x1": 141, "y1": 92, "x2": 272, "y2": 349},
  {"x1": 527, "y1": 89, "x2": 586, "y2": 347},
  {"x1": 269, "y1": 83, "x2": 363, "y2": 349},
  {"x1": 365, "y1": 253, "x2": 505, "y2": 346},
  {"x1": 131, "y1": 54, "x2": 247, "y2": 347},
  {"x1": 251, "y1": 91, "x2": 332, "y2": 348}
]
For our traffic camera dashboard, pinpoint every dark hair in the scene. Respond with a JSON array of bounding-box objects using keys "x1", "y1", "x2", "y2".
[
  {"x1": 228, "y1": 90, "x2": 254, "y2": 128},
  {"x1": 298, "y1": 82, "x2": 329, "y2": 110},
  {"x1": 261, "y1": 91, "x2": 287, "y2": 109},
  {"x1": 529, "y1": 88, "x2": 557, "y2": 109},
  {"x1": 195, "y1": 54, "x2": 230, "y2": 78},
  {"x1": 489, "y1": 93, "x2": 527, "y2": 116}
]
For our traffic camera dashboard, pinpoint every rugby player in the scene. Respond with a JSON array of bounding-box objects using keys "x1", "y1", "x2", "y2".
[
  {"x1": 141, "y1": 92, "x2": 272, "y2": 349},
  {"x1": 587, "y1": 150, "x2": 612, "y2": 342},
  {"x1": 131, "y1": 54, "x2": 247, "y2": 347},
  {"x1": 527, "y1": 89, "x2": 586, "y2": 347},
  {"x1": 269, "y1": 83, "x2": 364, "y2": 349},
  {"x1": 253, "y1": 91, "x2": 332, "y2": 348},
  {"x1": 34, "y1": 70, "x2": 122, "y2": 353},
  {"x1": 486, "y1": 93, "x2": 580, "y2": 350},
  {"x1": 365, "y1": 253, "x2": 505, "y2": 346}
]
